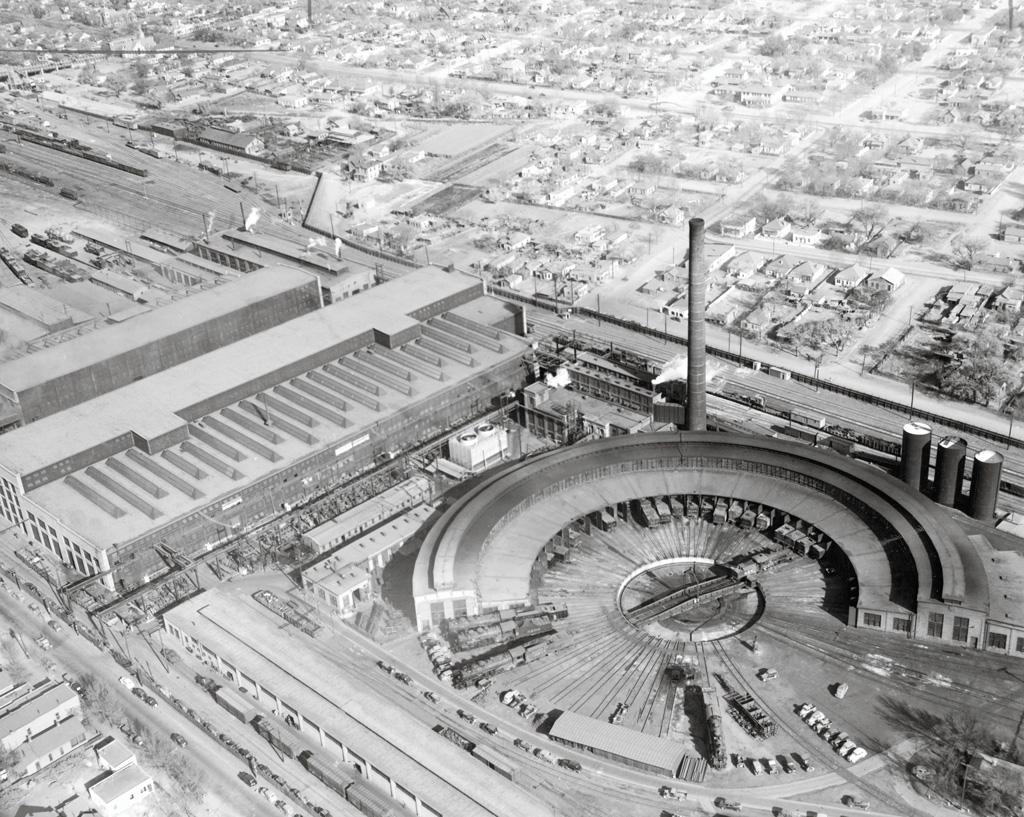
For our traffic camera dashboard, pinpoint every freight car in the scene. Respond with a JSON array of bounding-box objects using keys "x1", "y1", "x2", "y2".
[
  {"x1": 304, "y1": 753, "x2": 399, "y2": 817},
  {"x1": 252, "y1": 714, "x2": 304, "y2": 760},
  {"x1": 7, "y1": 125, "x2": 149, "y2": 176}
]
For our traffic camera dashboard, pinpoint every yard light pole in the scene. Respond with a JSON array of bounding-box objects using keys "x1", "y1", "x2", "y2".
[{"x1": 959, "y1": 759, "x2": 971, "y2": 811}]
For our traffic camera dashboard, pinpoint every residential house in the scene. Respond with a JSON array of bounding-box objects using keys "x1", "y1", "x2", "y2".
[
  {"x1": 761, "y1": 218, "x2": 792, "y2": 240},
  {"x1": 791, "y1": 226, "x2": 824, "y2": 246},
  {"x1": 727, "y1": 251, "x2": 763, "y2": 277},
  {"x1": 963, "y1": 177, "x2": 1000, "y2": 195},
  {"x1": 630, "y1": 180, "x2": 656, "y2": 198},
  {"x1": 707, "y1": 302, "x2": 741, "y2": 326},
  {"x1": 861, "y1": 235, "x2": 898, "y2": 257},
  {"x1": 719, "y1": 216, "x2": 756, "y2": 238},
  {"x1": 1002, "y1": 222, "x2": 1024, "y2": 243},
  {"x1": 868, "y1": 267, "x2": 905, "y2": 292},
  {"x1": 739, "y1": 84, "x2": 789, "y2": 107},
  {"x1": 974, "y1": 157, "x2": 1015, "y2": 179},
  {"x1": 658, "y1": 206, "x2": 687, "y2": 225},
  {"x1": 973, "y1": 253, "x2": 1018, "y2": 275},
  {"x1": 862, "y1": 134, "x2": 889, "y2": 152},
  {"x1": 741, "y1": 307, "x2": 772, "y2": 335},
  {"x1": 789, "y1": 260, "x2": 827, "y2": 288},
  {"x1": 894, "y1": 135, "x2": 924, "y2": 155},
  {"x1": 764, "y1": 254, "x2": 802, "y2": 279},
  {"x1": 834, "y1": 264, "x2": 870, "y2": 289},
  {"x1": 995, "y1": 285, "x2": 1024, "y2": 313}
]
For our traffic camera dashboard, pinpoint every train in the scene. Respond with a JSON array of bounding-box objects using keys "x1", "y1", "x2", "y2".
[
  {"x1": 0, "y1": 158, "x2": 53, "y2": 186},
  {"x1": 250, "y1": 712, "x2": 400, "y2": 817},
  {"x1": 0, "y1": 247, "x2": 34, "y2": 287},
  {"x1": 452, "y1": 640, "x2": 549, "y2": 688},
  {"x1": 1, "y1": 123, "x2": 149, "y2": 176},
  {"x1": 442, "y1": 602, "x2": 569, "y2": 636},
  {"x1": 700, "y1": 687, "x2": 728, "y2": 770}
]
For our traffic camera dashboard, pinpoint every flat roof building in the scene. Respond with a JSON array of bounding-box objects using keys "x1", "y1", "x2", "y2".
[
  {"x1": 549, "y1": 710, "x2": 687, "y2": 776},
  {"x1": 0, "y1": 268, "x2": 529, "y2": 590},
  {"x1": 0, "y1": 681, "x2": 80, "y2": 751},
  {"x1": 0, "y1": 265, "x2": 322, "y2": 425},
  {"x1": 18, "y1": 715, "x2": 88, "y2": 777},
  {"x1": 163, "y1": 589, "x2": 555, "y2": 817},
  {"x1": 88, "y1": 763, "x2": 154, "y2": 813}
]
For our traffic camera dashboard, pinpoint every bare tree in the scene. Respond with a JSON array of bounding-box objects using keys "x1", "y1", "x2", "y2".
[
  {"x1": 951, "y1": 233, "x2": 990, "y2": 270},
  {"x1": 850, "y1": 202, "x2": 891, "y2": 242}
]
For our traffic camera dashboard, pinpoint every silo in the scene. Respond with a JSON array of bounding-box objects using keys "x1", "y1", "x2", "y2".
[
  {"x1": 933, "y1": 436, "x2": 967, "y2": 507},
  {"x1": 900, "y1": 421, "x2": 932, "y2": 493},
  {"x1": 969, "y1": 450, "x2": 1004, "y2": 521}
]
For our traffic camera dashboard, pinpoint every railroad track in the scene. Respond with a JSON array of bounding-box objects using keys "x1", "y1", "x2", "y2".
[
  {"x1": 755, "y1": 616, "x2": 1021, "y2": 732},
  {"x1": 527, "y1": 310, "x2": 1024, "y2": 512},
  {"x1": 707, "y1": 639, "x2": 930, "y2": 817}
]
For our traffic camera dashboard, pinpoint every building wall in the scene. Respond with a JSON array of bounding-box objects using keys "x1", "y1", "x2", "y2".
[{"x1": 8, "y1": 277, "x2": 322, "y2": 425}]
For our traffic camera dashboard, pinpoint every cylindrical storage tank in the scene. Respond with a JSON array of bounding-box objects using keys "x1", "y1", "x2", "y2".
[
  {"x1": 900, "y1": 421, "x2": 932, "y2": 492},
  {"x1": 933, "y1": 436, "x2": 967, "y2": 507},
  {"x1": 970, "y1": 450, "x2": 1004, "y2": 521}
]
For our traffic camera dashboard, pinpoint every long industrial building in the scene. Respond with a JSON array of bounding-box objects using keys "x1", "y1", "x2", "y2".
[
  {"x1": 0, "y1": 267, "x2": 529, "y2": 589},
  {"x1": 0, "y1": 265, "x2": 323, "y2": 425},
  {"x1": 413, "y1": 432, "x2": 1024, "y2": 655},
  {"x1": 163, "y1": 589, "x2": 555, "y2": 817}
]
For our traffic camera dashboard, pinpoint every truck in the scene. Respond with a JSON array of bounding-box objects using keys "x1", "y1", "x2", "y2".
[
  {"x1": 213, "y1": 686, "x2": 256, "y2": 724},
  {"x1": 533, "y1": 748, "x2": 556, "y2": 764},
  {"x1": 834, "y1": 682, "x2": 849, "y2": 699}
]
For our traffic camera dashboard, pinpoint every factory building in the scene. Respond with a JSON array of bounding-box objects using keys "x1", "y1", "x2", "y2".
[
  {"x1": 162, "y1": 589, "x2": 555, "y2": 817},
  {"x1": 0, "y1": 266, "x2": 323, "y2": 426},
  {"x1": 0, "y1": 268, "x2": 530, "y2": 591}
]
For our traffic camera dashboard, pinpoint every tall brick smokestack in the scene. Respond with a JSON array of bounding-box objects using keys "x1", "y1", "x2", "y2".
[
  {"x1": 1010, "y1": 0, "x2": 1015, "y2": 31},
  {"x1": 687, "y1": 217, "x2": 707, "y2": 432}
]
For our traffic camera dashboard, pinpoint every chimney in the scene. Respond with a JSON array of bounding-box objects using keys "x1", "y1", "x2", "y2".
[
  {"x1": 687, "y1": 217, "x2": 707, "y2": 431},
  {"x1": 1010, "y1": 0, "x2": 1015, "y2": 30}
]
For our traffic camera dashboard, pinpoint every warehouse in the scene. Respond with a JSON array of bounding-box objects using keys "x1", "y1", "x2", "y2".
[
  {"x1": 548, "y1": 711, "x2": 687, "y2": 776},
  {"x1": 0, "y1": 265, "x2": 322, "y2": 425},
  {"x1": 0, "y1": 268, "x2": 530, "y2": 590},
  {"x1": 163, "y1": 589, "x2": 554, "y2": 817}
]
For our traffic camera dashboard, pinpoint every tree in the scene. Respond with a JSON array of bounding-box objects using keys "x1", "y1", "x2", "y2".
[
  {"x1": 792, "y1": 316, "x2": 857, "y2": 356},
  {"x1": 951, "y1": 233, "x2": 990, "y2": 270},
  {"x1": 792, "y1": 197, "x2": 824, "y2": 227},
  {"x1": 848, "y1": 285, "x2": 892, "y2": 316},
  {"x1": 938, "y1": 326, "x2": 1012, "y2": 406},
  {"x1": 850, "y1": 203, "x2": 890, "y2": 242},
  {"x1": 694, "y1": 102, "x2": 721, "y2": 132},
  {"x1": 751, "y1": 192, "x2": 793, "y2": 224},
  {"x1": 629, "y1": 153, "x2": 668, "y2": 175},
  {"x1": 759, "y1": 33, "x2": 788, "y2": 57},
  {"x1": 107, "y1": 76, "x2": 129, "y2": 98}
]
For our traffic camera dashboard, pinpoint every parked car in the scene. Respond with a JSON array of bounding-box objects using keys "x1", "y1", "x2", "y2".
[
  {"x1": 47, "y1": 619, "x2": 61, "y2": 632},
  {"x1": 480, "y1": 723, "x2": 499, "y2": 735},
  {"x1": 131, "y1": 687, "x2": 146, "y2": 699},
  {"x1": 424, "y1": 691, "x2": 440, "y2": 704},
  {"x1": 239, "y1": 771, "x2": 257, "y2": 788},
  {"x1": 457, "y1": 709, "x2": 476, "y2": 724},
  {"x1": 144, "y1": 695, "x2": 158, "y2": 708},
  {"x1": 171, "y1": 733, "x2": 187, "y2": 747}
]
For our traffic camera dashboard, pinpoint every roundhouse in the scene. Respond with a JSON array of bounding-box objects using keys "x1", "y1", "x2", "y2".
[{"x1": 414, "y1": 433, "x2": 1024, "y2": 653}]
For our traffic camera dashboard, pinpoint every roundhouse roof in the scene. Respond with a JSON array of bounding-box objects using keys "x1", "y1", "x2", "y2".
[{"x1": 415, "y1": 433, "x2": 984, "y2": 615}]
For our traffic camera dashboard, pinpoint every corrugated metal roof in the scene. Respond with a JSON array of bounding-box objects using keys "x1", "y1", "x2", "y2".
[{"x1": 549, "y1": 711, "x2": 685, "y2": 773}]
